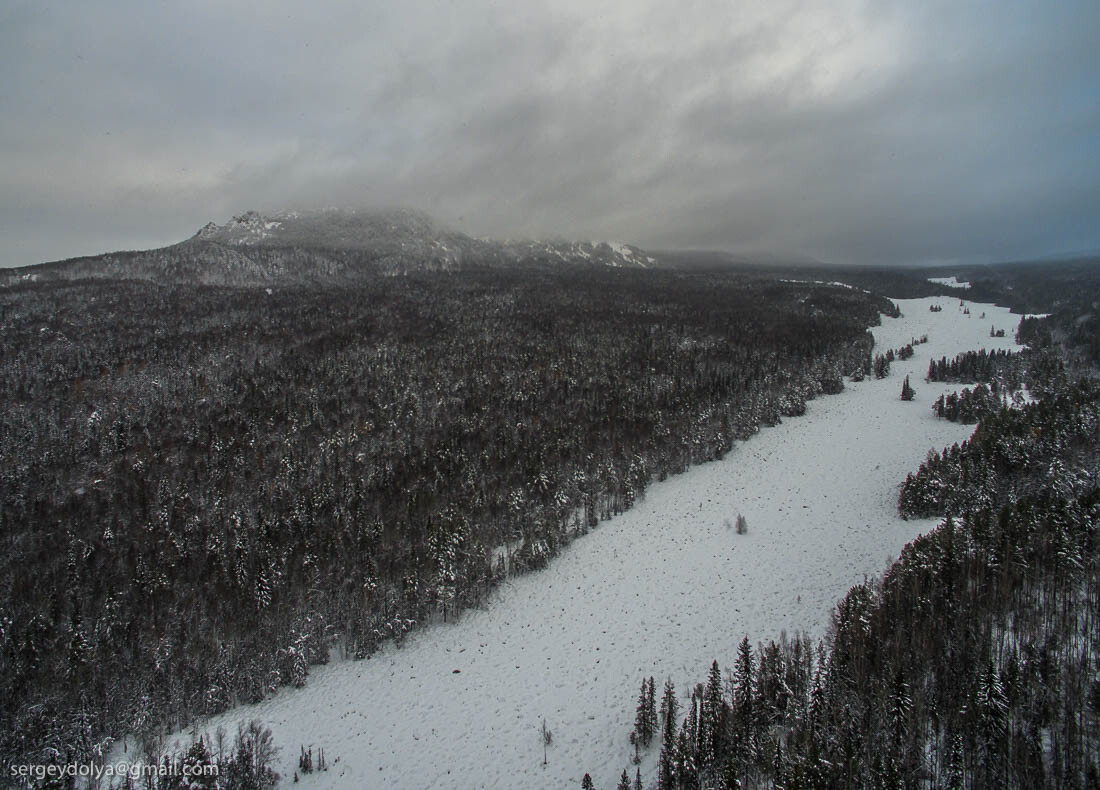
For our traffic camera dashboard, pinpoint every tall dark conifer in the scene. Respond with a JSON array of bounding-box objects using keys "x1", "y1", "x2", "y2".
[
  {"x1": 732, "y1": 636, "x2": 756, "y2": 766},
  {"x1": 699, "y1": 660, "x2": 726, "y2": 773},
  {"x1": 635, "y1": 677, "x2": 657, "y2": 748},
  {"x1": 659, "y1": 678, "x2": 679, "y2": 745}
]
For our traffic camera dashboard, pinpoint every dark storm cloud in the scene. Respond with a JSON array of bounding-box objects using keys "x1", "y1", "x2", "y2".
[{"x1": 2, "y1": 0, "x2": 1098, "y2": 267}]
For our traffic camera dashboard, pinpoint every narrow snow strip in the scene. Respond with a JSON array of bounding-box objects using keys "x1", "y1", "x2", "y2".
[
  {"x1": 155, "y1": 297, "x2": 1028, "y2": 790},
  {"x1": 928, "y1": 276, "x2": 971, "y2": 289},
  {"x1": 778, "y1": 278, "x2": 870, "y2": 293}
]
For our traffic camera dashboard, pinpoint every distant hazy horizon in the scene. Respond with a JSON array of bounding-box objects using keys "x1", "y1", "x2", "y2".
[{"x1": 5, "y1": 203, "x2": 1100, "y2": 272}]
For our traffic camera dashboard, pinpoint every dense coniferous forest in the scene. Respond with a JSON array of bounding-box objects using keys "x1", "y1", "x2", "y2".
[
  {"x1": 925, "y1": 349, "x2": 1025, "y2": 386},
  {"x1": 0, "y1": 266, "x2": 892, "y2": 780},
  {"x1": 924, "y1": 346, "x2": 1066, "y2": 425},
  {"x1": 597, "y1": 341, "x2": 1100, "y2": 788}
]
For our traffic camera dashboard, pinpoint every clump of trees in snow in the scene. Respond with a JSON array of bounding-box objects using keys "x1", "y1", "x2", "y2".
[
  {"x1": 932, "y1": 382, "x2": 1010, "y2": 422},
  {"x1": 926, "y1": 348, "x2": 1027, "y2": 386},
  {"x1": 873, "y1": 350, "x2": 893, "y2": 378}
]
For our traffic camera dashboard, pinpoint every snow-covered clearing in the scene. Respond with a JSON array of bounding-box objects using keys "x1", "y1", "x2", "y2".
[
  {"x1": 779, "y1": 278, "x2": 869, "y2": 293},
  {"x1": 928, "y1": 276, "x2": 971, "y2": 289},
  {"x1": 158, "y1": 297, "x2": 1028, "y2": 790}
]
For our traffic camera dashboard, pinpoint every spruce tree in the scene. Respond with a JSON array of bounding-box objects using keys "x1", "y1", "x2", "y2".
[
  {"x1": 181, "y1": 737, "x2": 217, "y2": 789},
  {"x1": 686, "y1": 688, "x2": 700, "y2": 754},
  {"x1": 732, "y1": 637, "x2": 756, "y2": 763},
  {"x1": 676, "y1": 720, "x2": 699, "y2": 790},
  {"x1": 659, "y1": 678, "x2": 679, "y2": 745},
  {"x1": 699, "y1": 660, "x2": 726, "y2": 772},
  {"x1": 944, "y1": 730, "x2": 964, "y2": 790},
  {"x1": 645, "y1": 677, "x2": 658, "y2": 745},
  {"x1": 658, "y1": 742, "x2": 675, "y2": 790},
  {"x1": 976, "y1": 660, "x2": 1008, "y2": 786},
  {"x1": 635, "y1": 677, "x2": 656, "y2": 747},
  {"x1": 887, "y1": 669, "x2": 911, "y2": 750}
]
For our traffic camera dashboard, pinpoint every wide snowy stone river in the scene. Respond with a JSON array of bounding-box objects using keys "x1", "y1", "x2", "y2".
[{"x1": 158, "y1": 295, "x2": 1030, "y2": 790}]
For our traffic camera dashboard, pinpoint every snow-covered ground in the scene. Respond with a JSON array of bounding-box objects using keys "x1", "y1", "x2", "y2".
[
  {"x1": 778, "y1": 278, "x2": 870, "y2": 293},
  {"x1": 157, "y1": 297, "x2": 1028, "y2": 790},
  {"x1": 928, "y1": 276, "x2": 971, "y2": 289}
]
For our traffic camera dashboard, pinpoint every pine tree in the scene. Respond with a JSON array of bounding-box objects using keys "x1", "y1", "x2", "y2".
[
  {"x1": 617, "y1": 768, "x2": 632, "y2": 790},
  {"x1": 900, "y1": 375, "x2": 915, "y2": 401},
  {"x1": 582, "y1": 773, "x2": 596, "y2": 790}
]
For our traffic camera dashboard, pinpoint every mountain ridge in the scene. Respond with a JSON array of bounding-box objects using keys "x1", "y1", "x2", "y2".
[{"x1": 5, "y1": 208, "x2": 659, "y2": 286}]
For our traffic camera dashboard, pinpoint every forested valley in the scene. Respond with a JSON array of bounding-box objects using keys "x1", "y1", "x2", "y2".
[
  {"x1": 924, "y1": 257, "x2": 1100, "y2": 367},
  {"x1": 597, "y1": 322, "x2": 1100, "y2": 789},
  {"x1": 0, "y1": 265, "x2": 893, "y2": 782}
]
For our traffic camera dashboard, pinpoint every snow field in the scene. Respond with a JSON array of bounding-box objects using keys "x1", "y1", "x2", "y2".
[
  {"x1": 927, "y1": 276, "x2": 971, "y2": 289},
  {"x1": 159, "y1": 296, "x2": 1028, "y2": 790}
]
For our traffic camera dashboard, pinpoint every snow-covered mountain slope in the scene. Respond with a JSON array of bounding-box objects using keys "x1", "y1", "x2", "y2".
[
  {"x1": 149, "y1": 297, "x2": 1028, "y2": 790},
  {"x1": 191, "y1": 208, "x2": 461, "y2": 252},
  {"x1": 189, "y1": 208, "x2": 657, "y2": 269},
  {"x1": 10, "y1": 209, "x2": 657, "y2": 284},
  {"x1": 498, "y1": 239, "x2": 656, "y2": 268}
]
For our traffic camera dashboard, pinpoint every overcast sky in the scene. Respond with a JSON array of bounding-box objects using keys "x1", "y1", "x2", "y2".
[{"x1": 2, "y1": 0, "x2": 1098, "y2": 268}]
